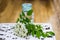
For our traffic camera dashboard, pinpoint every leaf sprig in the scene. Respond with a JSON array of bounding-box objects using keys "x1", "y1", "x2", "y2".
[{"x1": 16, "y1": 9, "x2": 55, "y2": 39}]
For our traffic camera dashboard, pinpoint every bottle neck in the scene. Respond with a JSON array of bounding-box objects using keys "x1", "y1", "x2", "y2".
[{"x1": 22, "y1": 3, "x2": 32, "y2": 12}]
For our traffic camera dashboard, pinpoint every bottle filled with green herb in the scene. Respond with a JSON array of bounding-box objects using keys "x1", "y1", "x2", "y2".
[
  {"x1": 17, "y1": 3, "x2": 34, "y2": 23},
  {"x1": 22, "y1": 3, "x2": 34, "y2": 23}
]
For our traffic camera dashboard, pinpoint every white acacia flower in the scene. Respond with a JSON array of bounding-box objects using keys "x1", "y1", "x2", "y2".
[{"x1": 14, "y1": 23, "x2": 28, "y2": 37}]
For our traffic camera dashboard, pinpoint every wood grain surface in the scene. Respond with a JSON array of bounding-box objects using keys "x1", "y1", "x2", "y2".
[
  {"x1": 0, "y1": 0, "x2": 54, "y2": 23},
  {"x1": 0, "y1": 0, "x2": 60, "y2": 40}
]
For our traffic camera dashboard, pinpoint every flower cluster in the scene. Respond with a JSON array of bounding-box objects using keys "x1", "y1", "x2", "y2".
[{"x1": 14, "y1": 23, "x2": 28, "y2": 37}]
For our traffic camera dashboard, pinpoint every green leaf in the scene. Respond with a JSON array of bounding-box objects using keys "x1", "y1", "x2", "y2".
[
  {"x1": 39, "y1": 25, "x2": 43, "y2": 29},
  {"x1": 20, "y1": 14, "x2": 22, "y2": 19},
  {"x1": 42, "y1": 33, "x2": 46, "y2": 38},
  {"x1": 46, "y1": 32, "x2": 50, "y2": 37},
  {"x1": 32, "y1": 31, "x2": 35, "y2": 36},
  {"x1": 36, "y1": 25, "x2": 43, "y2": 32},
  {"x1": 16, "y1": 18, "x2": 19, "y2": 23},
  {"x1": 27, "y1": 9, "x2": 33, "y2": 16},
  {"x1": 25, "y1": 17, "x2": 31, "y2": 23},
  {"x1": 42, "y1": 32, "x2": 49, "y2": 38},
  {"x1": 36, "y1": 31, "x2": 41, "y2": 39},
  {"x1": 46, "y1": 31, "x2": 55, "y2": 36},
  {"x1": 22, "y1": 11, "x2": 25, "y2": 16}
]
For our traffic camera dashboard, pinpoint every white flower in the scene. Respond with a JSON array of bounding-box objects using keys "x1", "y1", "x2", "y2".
[{"x1": 14, "y1": 23, "x2": 28, "y2": 37}]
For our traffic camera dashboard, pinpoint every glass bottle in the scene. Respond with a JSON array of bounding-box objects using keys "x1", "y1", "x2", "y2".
[{"x1": 22, "y1": 3, "x2": 34, "y2": 23}]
